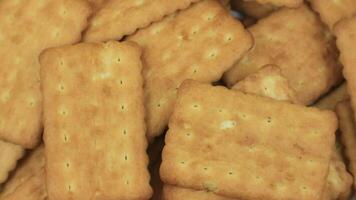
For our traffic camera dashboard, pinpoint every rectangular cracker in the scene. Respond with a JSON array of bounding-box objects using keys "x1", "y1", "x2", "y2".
[
  {"x1": 161, "y1": 80, "x2": 337, "y2": 200},
  {"x1": 84, "y1": 0, "x2": 202, "y2": 42},
  {"x1": 127, "y1": 0, "x2": 252, "y2": 139},
  {"x1": 232, "y1": 65, "x2": 300, "y2": 104},
  {"x1": 40, "y1": 41, "x2": 152, "y2": 200},
  {"x1": 163, "y1": 185, "x2": 237, "y2": 200},
  {"x1": 315, "y1": 83, "x2": 349, "y2": 110},
  {"x1": 0, "y1": 140, "x2": 24, "y2": 184},
  {"x1": 335, "y1": 16, "x2": 356, "y2": 123},
  {"x1": 232, "y1": 65, "x2": 350, "y2": 200},
  {"x1": 336, "y1": 100, "x2": 356, "y2": 190},
  {"x1": 0, "y1": 146, "x2": 46, "y2": 200},
  {"x1": 0, "y1": 0, "x2": 91, "y2": 148},
  {"x1": 223, "y1": 5, "x2": 343, "y2": 105},
  {"x1": 309, "y1": 0, "x2": 356, "y2": 30}
]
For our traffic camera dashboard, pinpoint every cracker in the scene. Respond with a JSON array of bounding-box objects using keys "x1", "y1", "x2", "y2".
[
  {"x1": 223, "y1": 5, "x2": 343, "y2": 105},
  {"x1": 84, "y1": 0, "x2": 201, "y2": 42},
  {"x1": 127, "y1": 0, "x2": 252, "y2": 139},
  {"x1": 315, "y1": 83, "x2": 349, "y2": 110},
  {"x1": 40, "y1": 41, "x2": 152, "y2": 199},
  {"x1": 233, "y1": 65, "x2": 349, "y2": 200},
  {"x1": 0, "y1": 141, "x2": 24, "y2": 184},
  {"x1": 232, "y1": 65, "x2": 300, "y2": 104},
  {"x1": 0, "y1": 146, "x2": 46, "y2": 200},
  {"x1": 231, "y1": 0, "x2": 277, "y2": 19},
  {"x1": 161, "y1": 80, "x2": 337, "y2": 200},
  {"x1": 163, "y1": 185, "x2": 236, "y2": 200},
  {"x1": 335, "y1": 16, "x2": 356, "y2": 123},
  {"x1": 336, "y1": 100, "x2": 356, "y2": 190},
  {"x1": 322, "y1": 149, "x2": 353, "y2": 200},
  {"x1": 0, "y1": 0, "x2": 91, "y2": 148},
  {"x1": 309, "y1": 0, "x2": 356, "y2": 30}
]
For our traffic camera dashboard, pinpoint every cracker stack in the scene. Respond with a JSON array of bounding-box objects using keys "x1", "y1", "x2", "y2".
[{"x1": 0, "y1": 0, "x2": 356, "y2": 200}]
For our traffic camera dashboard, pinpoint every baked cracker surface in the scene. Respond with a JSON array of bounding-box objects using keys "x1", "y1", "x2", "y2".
[
  {"x1": 0, "y1": 0, "x2": 91, "y2": 148},
  {"x1": 128, "y1": 0, "x2": 252, "y2": 139},
  {"x1": 161, "y1": 80, "x2": 337, "y2": 200},
  {"x1": 40, "y1": 41, "x2": 152, "y2": 200},
  {"x1": 84, "y1": 0, "x2": 202, "y2": 42},
  {"x1": 223, "y1": 5, "x2": 343, "y2": 105}
]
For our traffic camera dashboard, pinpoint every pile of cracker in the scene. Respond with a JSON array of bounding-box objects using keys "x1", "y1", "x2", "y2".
[{"x1": 1, "y1": 0, "x2": 356, "y2": 199}]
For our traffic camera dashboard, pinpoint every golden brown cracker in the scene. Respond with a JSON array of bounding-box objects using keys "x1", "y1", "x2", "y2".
[
  {"x1": 231, "y1": 0, "x2": 277, "y2": 19},
  {"x1": 128, "y1": 0, "x2": 252, "y2": 139},
  {"x1": 315, "y1": 83, "x2": 349, "y2": 110},
  {"x1": 336, "y1": 100, "x2": 356, "y2": 190},
  {"x1": 163, "y1": 185, "x2": 236, "y2": 200},
  {"x1": 161, "y1": 80, "x2": 337, "y2": 200},
  {"x1": 84, "y1": 0, "x2": 201, "y2": 42},
  {"x1": 40, "y1": 41, "x2": 152, "y2": 200},
  {"x1": 309, "y1": 0, "x2": 356, "y2": 30},
  {"x1": 232, "y1": 65, "x2": 349, "y2": 200},
  {"x1": 335, "y1": 16, "x2": 356, "y2": 123},
  {"x1": 0, "y1": 0, "x2": 92, "y2": 148},
  {"x1": 0, "y1": 146, "x2": 46, "y2": 200},
  {"x1": 232, "y1": 65, "x2": 299, "y2": 104},
  {"x1": 322, "y1": 149, "x2": 353, "y2": 200},
  {"x1": 0, "y1": 141, "x2": 24, "y2": 184},
  {"x1": 223, "y1": 5, "x2": 343, "y2": 105}
]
